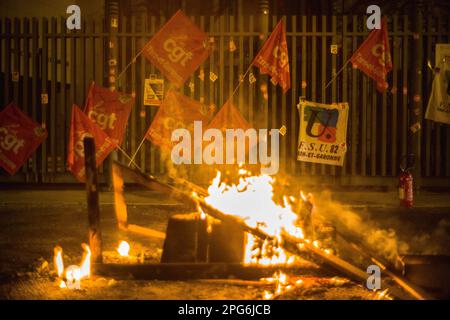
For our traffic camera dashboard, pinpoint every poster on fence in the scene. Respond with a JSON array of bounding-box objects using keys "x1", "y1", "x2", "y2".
[
  {"x1": 297, "y1": 100, "x2": 349, "y2": 166},
  {"x1": 425, "y1": 44, "x2": 450, "y2": 125},
  {"x1": 143, "y1": 77, "x2": 164, "y2": 106}
]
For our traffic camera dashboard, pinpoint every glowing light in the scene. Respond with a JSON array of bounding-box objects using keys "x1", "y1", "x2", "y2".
[{"x1": 117, "y1": 240, "x2": 130, "y2": 257}]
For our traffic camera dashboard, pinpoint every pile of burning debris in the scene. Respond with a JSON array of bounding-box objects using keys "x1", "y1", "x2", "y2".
[{"x1": 45, "y1": 161, "x2": 433, "y2": 300}]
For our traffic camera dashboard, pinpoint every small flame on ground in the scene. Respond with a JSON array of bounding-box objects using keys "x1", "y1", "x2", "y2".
[
  {"x1": 80, "y1": 243, "x2": 91, "y2": 279},
  {"x1": 53, "y1": 243, "x2": 91, "y2": 289},
  {"x1": 53, "y1": 246, "x2": 64, "y2": 278},
  {"x1": 117, "y1": 240, "x2": 130, "y2": 257}
]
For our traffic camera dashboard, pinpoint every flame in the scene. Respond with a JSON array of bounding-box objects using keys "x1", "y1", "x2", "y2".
[
  {"x1": 117, "y1": 240, "x2": 130, "y2": 257},
  {"x1": 205, "y1": 170, "x2": 304, "y2": 265},
  {"x1": 53, "y1": 246, "x2": 64, "y2": 277},
  {"x1": 80, "y1": 243, "x2": 91, "y2": 279},
  {"x1": 53, "y1": 243, "x2": 91, "y2": 290}
]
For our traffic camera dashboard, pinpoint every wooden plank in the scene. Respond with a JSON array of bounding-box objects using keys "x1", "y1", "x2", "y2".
[
  {"x1": 96, "y1": 263, "x2": 308, "y2": 281},
  {"x1": 149, "y1": 16, "x2": 157, "y2": 175},
  {"x1": 84, "y1": 137, "x2": 103, "y2": 264}
]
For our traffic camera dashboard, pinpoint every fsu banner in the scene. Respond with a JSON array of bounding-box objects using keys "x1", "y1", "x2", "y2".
[
  {"x1": 350, "y1": 18, "x2": 392, "y2": 91},
  {"x1": 84, "y1": 83, "x2": 134, "y2": 145},
  {"x1": 297, "y1": 100, "x2": 349, "y2": 166},
  {"x1": 253, "y1": 20, "x2": 290, "y2": 93},
  {"x1": 142, "y1": 10, "x2": 211, "y2": 88},
  {"x1": 67, "y1": 105, "x2": 117, "y2": 182},
  {"x1": 425, "y1": 44, "x2": 450, "y2": 125},
  {"x1": 0, "y1": 102, "x2": 47, "y2": 175},
  {"x1": 145, "y1": 90, "x2": 211, "y2": 150}
]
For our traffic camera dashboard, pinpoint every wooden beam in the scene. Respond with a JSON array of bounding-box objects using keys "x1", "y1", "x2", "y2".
[
  {"x1": 110, "y1": 163, "x2": 429, "y2": 299},
  {"x1": 95, "y1": 262, "x2": 318, "y2": 281},
  {"x1": 84, "y1": 137, "x2": 103, "y2": 264}
]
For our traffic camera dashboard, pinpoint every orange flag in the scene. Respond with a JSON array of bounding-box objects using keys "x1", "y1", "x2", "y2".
[
  {"x1": 253, "y1": 20, "x2": 290, "y2": 93},
  {"x1": 350, "y1": 18, "x2": 392, "y2": 91},
  {"x1": 206, "y1": 100, "x2": 252, "y2": 132},
  {"x1": 142, "y1": 10, "x2": 211, "y2": 88},
  {"x1": 84, "y1": 83, "x2": 134, "y2": 145},
  {"x1": 145, "y1": 90, "x2": 212, "y2": 150},
  {"x1": 67, "y1": 105, "x2": 117, "y2": 182},
  {"x1": 0, "y1": 102, "x2": 47, "y2": 175}
]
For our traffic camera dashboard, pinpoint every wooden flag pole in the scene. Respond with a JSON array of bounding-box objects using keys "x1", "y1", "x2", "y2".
[{"x1": 325, "y1": 58, "x2": 351, "y2": 90}]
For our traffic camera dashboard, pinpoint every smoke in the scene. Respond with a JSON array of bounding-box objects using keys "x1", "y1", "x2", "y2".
[
  {"x1": 312, "y1": 190, "x2": 408, "y2": 266},
  {"x1": 408, "y1": 218, "x2": 450, "y2": 255}
]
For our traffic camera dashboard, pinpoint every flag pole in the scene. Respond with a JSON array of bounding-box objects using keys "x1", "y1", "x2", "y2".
[
  {"x1": 325, "y1": 59, "x2": 351, "y2": 90},
  {"x1": 116, "y1": 145, "x2": 142, "y2": 170},
  {"x1": 116, "y1": 46, "x2": 146, "y2": 84},
  {"x1": 127, "y1": 137, "x2": 146, "y2": 166}
]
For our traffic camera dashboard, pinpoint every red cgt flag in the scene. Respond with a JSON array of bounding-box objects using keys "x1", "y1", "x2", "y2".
[
  {"x1": 142, "y1": 10, "x2": 211, "y2": 88},
  {"x1": 350, "y1": 18, "x2": 393, "y2": 91},
  {"x1": 206, "y1": 100, "x2": 252, "y2": 132},
  {"x1": 84, "y1": 83, "x2": 134, "y2": 145},
  {"x1": 253, "y1": 20, "x2": 290, "y2": 93},
  {"x1": 67, "y1": 105, "x2": 117, "y2": 182},
  {"x1": 0, "y1": 102, "x2": 47, "y2": 175},
  {"x1": 145, "y1": 90, "x2": 212, "y2": 150}
]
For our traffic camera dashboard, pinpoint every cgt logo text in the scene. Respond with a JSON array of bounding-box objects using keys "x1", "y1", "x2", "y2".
[
  {"x1": 0, "y1": 127, "x2": 24, "y2": 154},
  {"x1": 163, "y1": 38, "x2": 193, "y2": 66},
  {"x1": 87, "y1": 110, "x2": 117, "y2": 130}
]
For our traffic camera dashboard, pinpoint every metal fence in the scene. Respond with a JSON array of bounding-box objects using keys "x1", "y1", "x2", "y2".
[{"x1": 1, "y1": 14, "x2": 449, "y2": 186}]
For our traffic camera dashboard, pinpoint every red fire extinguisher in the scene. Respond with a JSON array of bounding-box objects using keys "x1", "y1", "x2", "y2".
[{"x1": 399, "y1": 157, "x2": 414, "y2": 207}]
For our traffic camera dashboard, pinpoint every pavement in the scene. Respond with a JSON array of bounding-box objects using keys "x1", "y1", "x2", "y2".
[{"x1": 0, "y1": 188, "x2": 449, "y2": 209}]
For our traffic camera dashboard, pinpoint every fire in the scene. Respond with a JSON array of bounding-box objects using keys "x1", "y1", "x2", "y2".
[
  {"x1": 53, "y1": 246, "x2": 64, "y2": 278},
  {"x1": 205, "y1": 170, "x2": 304, "y2": 265},
  {"x1": 117, "y1": 240, "x2": 130, "y2": 257},
  {"x1": 53, "y1": 243, "x2": 91, "y2": 289},
  {"x1": 80, "y1": 243, "x2": 91, "y2": 278}
]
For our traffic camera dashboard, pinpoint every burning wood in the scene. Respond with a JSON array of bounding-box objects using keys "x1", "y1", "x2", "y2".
[
  {"x1": 53, "y1": 243, "x2": 91, "y2": 290},
  {"x1": 110, "y1": 162, "x2": 430, "y2": 300}
]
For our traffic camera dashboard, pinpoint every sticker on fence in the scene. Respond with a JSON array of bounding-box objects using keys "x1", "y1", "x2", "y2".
[
  {"x1": 143, "y1": 76, "x2": 164, "y2": 106},
  {"x1": 297, "y1": 100, "x2": 349, "y2": 166}
]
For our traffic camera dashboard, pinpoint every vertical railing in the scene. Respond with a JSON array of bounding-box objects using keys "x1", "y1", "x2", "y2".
[{"x1": 0, "y1": 15, "x2": 449, "y2": 185}]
